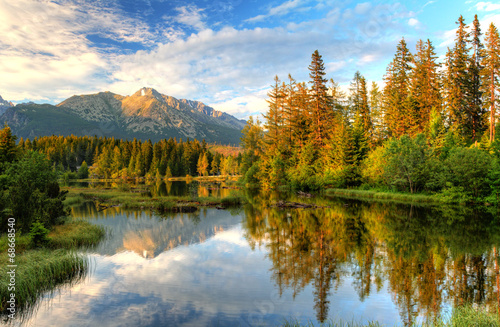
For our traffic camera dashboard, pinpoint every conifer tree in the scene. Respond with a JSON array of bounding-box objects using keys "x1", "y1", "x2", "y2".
[
  {"x1": 444, "y1": 15, "x2": 472, "y2": 140},
  {"x1": 481, "y1": 22, "x2": 500, "y2": 142},
  {"x1": 468, "y1": 15, "x2": 486, "y2": 141},
  {"x1": 350, "y1": 72, "x2": 372, "y2": 141},
  {"x1": 0, "y1": 124, "x2": 17, "y2": 166},
  {"x1": 382, "y1": 38, "x2": 413, "y2": 138},
  {"x1": 308, "y1": 50, "x2": 332, "y2": 146},
  {"x1": 369, "y1": 82, "x2": 383, "y2": 144},
  {"x1": 263, "y1": 76, "x2": 284, "y2": 150},
  {"x1": 410, "y1": 39, "x2": 442, "y2": 134}
]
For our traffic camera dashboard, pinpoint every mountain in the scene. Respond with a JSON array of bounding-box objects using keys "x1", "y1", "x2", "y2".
[
  {"x1": 0, "y1": 95, "x2": 14, "y2": 116},
  {"x1": 0, "y1": 88, "x2": 246, "y2": 144}
]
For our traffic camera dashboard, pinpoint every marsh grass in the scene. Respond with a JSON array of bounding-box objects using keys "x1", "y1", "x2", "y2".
[
  {"x1": 64, "y1": 185, "x2": 246, "y2": 210},
  {"x1": 47, "y1": 221, "x2": 106, "y2": 249},
  {"x1": 0, "y1": 249, "x2": 87, "y2": 315},
  {"x1": 444, "y1": 305, "x2": 500, "y2": 327},
  {"x1": 325, "y1": 189, "x2": 438, "y2": 204},
  {"x1": 281, "y1": 318, "x2": 382, "y2": 327},
  {"x1": 281, "y1": 305, "x2": 500, "y2": 327},
  {"x1": 0, "y1": 220, "x2": 104, "y2": 317}
]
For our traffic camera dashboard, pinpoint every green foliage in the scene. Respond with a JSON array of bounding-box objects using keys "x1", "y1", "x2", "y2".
[
  {"x1": 444, "y1": 146, "x2": 492, "y2": 198},
  {"x1": 243, "y1": 162, "x2": 260, "y2": 187},
  {"x1": 29, "y1": 221, "x2": 49, "y2": 247},
  {"x1": 1, "y1": 151, "x2": 68, "y2": 233},
  {"x1": 77, "y1": 160, "x2": 89, "y2": 179},
  {"x1": 360, "y1": 145, "x2": 387, "y2": 187},
  {"x1": 384, "y1": 134, "x2": 430, "y2": 193},
  {"x1": 0, "y1": 124, "x2": 18, "y2": 167}
]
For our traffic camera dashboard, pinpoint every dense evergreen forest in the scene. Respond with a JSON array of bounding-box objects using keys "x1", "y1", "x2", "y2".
[
  {"x1": 239, "y1": 15, "x2": 500, "y2": 203},
  {"x1": 17, "y1": 134, "x2": 241, "y2": 179}
]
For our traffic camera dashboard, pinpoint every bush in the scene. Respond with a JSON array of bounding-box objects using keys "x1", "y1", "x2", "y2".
[
  {"x1": 383, "y1": 134, "x2": 430, "y2": 193},
  {"x1": 1, "y1": 151, "x2": 67, "y2": 233},
  {"x1": 445, "y1": 147, "x2": 492, "y2": 199},
  {"x1": 29, "y1": 221, "x2": 49, "y2": 247}
]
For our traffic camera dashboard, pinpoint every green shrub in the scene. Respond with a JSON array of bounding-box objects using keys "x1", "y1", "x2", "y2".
[{"x1": 29, "y1": 221, "x2": 49, "y2": 247}]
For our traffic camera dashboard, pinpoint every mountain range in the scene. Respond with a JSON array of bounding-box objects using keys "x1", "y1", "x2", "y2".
[{"x1": 0, "y1": 88, "x2": 246, "y2": 144}]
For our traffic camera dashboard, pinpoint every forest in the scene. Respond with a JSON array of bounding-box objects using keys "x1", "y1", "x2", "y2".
[
  {"x1": 239, "y1": 15, "x2": 500, "y2": 203},
  {"x1": 17, "y1": 134, "x2": 241, "y2": 180}
]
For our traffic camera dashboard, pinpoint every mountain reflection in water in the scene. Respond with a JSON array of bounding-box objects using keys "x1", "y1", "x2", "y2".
[{"x1": 9, "y1": 187, "x2": 500, "y2": 327}]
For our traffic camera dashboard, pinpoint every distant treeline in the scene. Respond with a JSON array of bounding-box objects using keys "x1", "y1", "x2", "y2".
[
  {"x1": 18, "y1": 135, "x2": 241, "y2": 179},
  {"x1": 240, "y1": 15, "x2": 500, "y2": 203}
]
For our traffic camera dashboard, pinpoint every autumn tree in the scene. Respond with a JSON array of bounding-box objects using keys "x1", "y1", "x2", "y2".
[
  {"x1": 481, "y1": 23, "x2": 500, "y2": 142},
  {"x1": 410, "y1": 39, "x2": 442, "y2": 134},
  {"x1": 383, "y1": 38, "x2": 413, "y2": 138}
]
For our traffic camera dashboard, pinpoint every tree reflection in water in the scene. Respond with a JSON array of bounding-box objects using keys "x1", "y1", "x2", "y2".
[{"x1": 242, "y1": 192, "x2": 500, "y2": 326}]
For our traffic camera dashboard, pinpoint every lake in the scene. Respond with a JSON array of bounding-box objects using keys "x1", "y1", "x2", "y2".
[{"x1": 6, "y1": 182, "x2": 500, "y2": 326}]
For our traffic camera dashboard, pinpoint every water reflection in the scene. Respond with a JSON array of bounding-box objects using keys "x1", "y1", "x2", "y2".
[
  {"x1": 7, "y1": 190, "x2": 500, "y2": 326},
  {"x1": 243, "y1": 194, "x2": 500, "y2": 326},
  {"x1": 65, "y1": 180, "x2": 240, "y2": 199}
]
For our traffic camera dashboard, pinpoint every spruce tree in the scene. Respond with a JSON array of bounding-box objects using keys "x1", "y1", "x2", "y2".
[
  {"x1": 308, "y1": 50, "x2": 332, "y2": 146},
  {"x1": 445, "y1": 15, "x2": 471, "y2": 140},
  {"x1": 468, "y1": 15, "x2": 486, "y2": 141},
  {"x1": 382, "y1": 38, "x2": 413, "y2": 138},
  {"x1": 410, "y1": 39, "x2": 442, "y2": 134},
  {"x1": 263, "y1": 75, "x2": 284, "y2": 151},
  {"x1": 481, "y1": 23, "x2": 500, "y2": 142}
]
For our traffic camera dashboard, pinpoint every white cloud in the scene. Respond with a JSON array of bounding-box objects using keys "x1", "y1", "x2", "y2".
[
  {"x1": 173, "y1": 5, "x2": 207, "y2": 31},
  {"x1": 408, "y1": 18, "x2": 420, "y2": 27},
  {"x1": 245, "y1": 0, "x2": 307, "y2": 23},
  {"x1": 0, "y1": 0, "x2": 155, "y2": 102},
  {"x1": 475, "y1": 2, "x2": 500, "y2": 12},
  {"x1": 0, "y1": 0, "x2": 415, "y2": 119}
]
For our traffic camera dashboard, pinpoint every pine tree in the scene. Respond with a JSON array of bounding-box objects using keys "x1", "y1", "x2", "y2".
[
  {"x1": 468, "y1": 15, "x2": 486, "y2": 141},
  {"x1": 0, "y1": 124, "x2": 17, "y2": 166},
  {"x1": 410, "y1": 39, "x2": 442, "y2": 134},
  {"x1": 350, "y1": 72, "x2": 372, "y2": 142},
  {"x1": 445, "y1": 15, "x2": 471, "y2": 140},
  {"x1": 369, "y1": 82, "x2": 383, "y2": 144},
  {"x1": 382, "y1": 38, "x2": 413, "y2": 138},
  {"x1": 263, "y1": 75, "x2": 284, "y2": 151},
  {"x1": 481, "y1": 23, "x2": 500, "y2": 142},
  {"x1": 308, "y1": 50, "x2": 332, "y2": 146},
  {"x1": 197, "y1": 152, "x2": 209, "y2": 176}
]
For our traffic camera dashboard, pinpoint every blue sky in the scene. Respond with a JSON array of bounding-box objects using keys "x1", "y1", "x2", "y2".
[{"x1": 1, "y1": 0, "x2": 499, "y2": 119}]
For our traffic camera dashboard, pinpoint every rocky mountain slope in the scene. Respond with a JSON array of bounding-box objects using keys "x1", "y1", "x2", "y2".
[
  {"x1": 0, "y1": 95, "x2": 14, "y2": 116},
  {"x1": 0, "y1": 88, "x2": 245, "y2": 144}
]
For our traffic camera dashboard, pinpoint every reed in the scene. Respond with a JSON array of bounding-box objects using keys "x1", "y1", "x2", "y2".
[
  {"x1": 47, "y1": 221, "x2": 106, "y2": 249},
  {"x1": 0, "y1": 249, "x2": 87, "y2": 314}
]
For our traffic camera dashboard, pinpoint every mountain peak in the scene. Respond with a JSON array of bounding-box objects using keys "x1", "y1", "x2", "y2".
[{"x1": 134, "y1": 87, "x2": 163, "y2": 99}]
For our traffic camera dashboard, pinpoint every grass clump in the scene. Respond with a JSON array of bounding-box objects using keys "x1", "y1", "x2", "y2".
[
  {"x1": 281, "y1": 318, "x2": 381, "y2": 327},
  {"x1": 0, "y1": 220, "x2": 105, "y2": 316},
  {"x1": 446, "y1": 305, "x2": 500, "y2": 327},
  {"x1": 0, "y1": 249, "x2": 87, "y2": 313},
  {"x1": 325, "y1": 188, "x2": 438, "y2": 204},
  {"x1": 47, "y1": 221, "x2": 106, "y2": 249}
]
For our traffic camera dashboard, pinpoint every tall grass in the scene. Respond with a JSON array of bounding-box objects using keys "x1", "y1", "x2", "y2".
[
  {"x1": 444, "y1": 305, "x2": 500, "y2": 327},
  {"x1": 48, "y1": 221, "x2": 106, "y2": 249},
  {"x1": 0, "y1": 249, "x2": 88, "y2": 315},
  {"x1": 0, "y1": 220, "x2": 105, "y2": 317},
  {"x1": 281, "y1": 319, "x2": 381, "y2": 327},
  {"x1": 325, "y1": 189, "x2": 438, "y2": 204},
  {"x1": 281, "y1": 305, "x2": 500, "y2": 326}
]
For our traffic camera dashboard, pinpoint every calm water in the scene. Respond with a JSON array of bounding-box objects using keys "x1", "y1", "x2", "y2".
[{"x1": 6, "y1": 183, "x2": 500, "y2": 326}]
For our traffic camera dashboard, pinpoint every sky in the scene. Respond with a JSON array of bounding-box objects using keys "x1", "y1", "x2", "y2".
[{"x1": 1, "y1": 0, "x2": 499, "y2": 119}]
